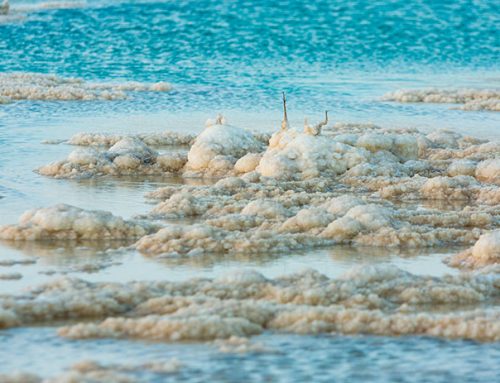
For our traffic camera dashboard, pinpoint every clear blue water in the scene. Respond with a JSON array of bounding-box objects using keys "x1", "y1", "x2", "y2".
[
  {"x1": 2, "y1": 328, "x2": 500, "y2": 383},
  {"x1": 0, "y1": 0, "x2": 499, "y2": 381},
  {"x1": 1, "y1": 0, "x2": 499, "y2": 115}
]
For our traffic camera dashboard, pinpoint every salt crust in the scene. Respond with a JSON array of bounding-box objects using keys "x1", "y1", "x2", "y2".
[
  {"x1": 0, "y1": 204, "x2": 158, "y2": 241},
  {"x1": 67, "y1": 131, "x2": 196, "y2": 147},
  {"x1": 185, "y1": 117, "x2": 265, "y2": 176},
  {"x1": 39, "y1": 118, "x2": 497, "y2": 188},
  {"x1": 132, "y1": 121, "x2": 498, "y2": 256},
  {"x1": 38, "y1": 137, "x2": 187, "y2": 178},
  {"x1": 0, "y1": 272, "x2": 22, "y2": 280},
  {"x1": 138, "y1": 176, "x2": 496, "y2": 256},
  {"x1": 0, "y1": 358, "x2": 181, "y2": 383},
  {"x1": 215, "y1": 336, "x2": 277, "y2": 354},
  {"x1": 24, "y1": 121, "x2": 500, "y2": 257},
  {"x1": 0, "y1": 72, "x2": 171, "y2": 103},
  {"x1": 0, "y1": 259, "x2": 36, "y2": 266},
  {"x1": 0, "y1": 266, "x2": 499, "y2": 341},
  {"x1": 383, "y1": 89, "x2": 500, "y2": 111},
  {"x1": 447, "y1": 230, "x2": 500, "y2": 269}
]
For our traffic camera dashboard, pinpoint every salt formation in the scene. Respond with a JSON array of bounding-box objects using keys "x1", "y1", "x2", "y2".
[
  {"x1": 0, "y1": 259, "x2": 36, "y2": 266},
  {"x1": 67, "y1": 131, "x2": 196, "y2": 147},
  {"x1": 0, "y1": 204, "x2": 158, "y2": 240},
  {"x1": 139, "y1": 173, "x2": 496, "y2": 256},
  {"x1": 476, "y1": 159, "x2": 500, "y2": 184},
  {"x1": 378, "y1": 176, "x2": 500, "y2": 205},
  {"x1": 1, "y1": 266, "x2": 499, "y2": 341},
  {"x1": 38, "y1": 137, "x2": 187, "y2": 178},
  {"x1": 382, "y1": 88, "x2": 500, "y2": 111},
  {"x1": 0, "y1": 272, "x2": 22, "y2": 280},
  {"x1": 0, "y1": 73, "x2": 171, "y2": 103},
  {"x1": 215, "y1": 336, "x2": 276, "y2": 354},
  {"x1": 0, "y1": 359, "x2": 181, "y2": 383},
  {"x1": 33, "y1": 118, "x2": 499, "y2": 255},
  {"x1": 184, "y1": 115, "x2": 264, "y2": 176},
  {"x1": 447, "y1": 230, "x2": 500, "y2": 269},
  {"x1": 22, "y1": 112, "x2": 500, "y2": 348}
]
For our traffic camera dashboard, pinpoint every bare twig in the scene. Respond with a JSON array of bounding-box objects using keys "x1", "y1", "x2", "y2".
[
  {"x1": 314, "y1": 110, "x2": 328, "y2": 133},
  {"x1": 304, "y1": 110, "x2": 328, "y2": 136},
  {"x1": 281, "y1": 92, "x2": 289, "y2": 131}
]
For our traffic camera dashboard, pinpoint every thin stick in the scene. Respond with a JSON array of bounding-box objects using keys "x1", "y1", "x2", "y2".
[
  {"x1": 281, "y1": 92, "x2": 290, "y2": 131},
  {"x1": 282, "y1": 92, "x2": 288, "y2": 122}
]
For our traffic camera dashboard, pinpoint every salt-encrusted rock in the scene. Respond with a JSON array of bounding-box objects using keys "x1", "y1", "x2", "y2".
[
  {"x1": 0, "y1": 204, "x2": 158, "y2": 241},
  {"x1": 185, "y1": 117, "x2": 264, "y2": 175},
  {"x1": 447, "y1": 230, "x2": 500, "y2": 269},
  {"x1": 476, "y1": 159, "x2": 500, "y2": 184},
  {"x1": 38, "y1": 138, "x2": 187, "y2": 178}
]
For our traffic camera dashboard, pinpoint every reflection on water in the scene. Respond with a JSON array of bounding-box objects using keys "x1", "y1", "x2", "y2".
[{"x1": 0, "y1": 238, "x2": 462, "y2": 294}]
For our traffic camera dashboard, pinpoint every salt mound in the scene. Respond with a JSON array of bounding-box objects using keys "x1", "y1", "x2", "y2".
[
  {"x1": 447, "y1": 159, "x2": 477, "y2": 176},
  {"x1": 448, "y1": 230, "x2": 500, "y2": 269},
  {"x1": 257, "y1": 130, "x2": 369, "y2": 180},
  {"x1": 38, "y1": 138, "x2": 187, "y2": 178},
  {"x1": 0, "y1": 72, "x2": 171, "y2": 102},
  {"x1": 185, "y1": 117, "x2": 264, "y2": 175},
  {"x1": 356, "y1": 133, "x2": 418, "y2": 161},
  {"x1": 135, "y1": 223, "x2": 327, "y2": 257},
  {"x1": 476, "y1": 159, "x2": 500, "y2": 184},
  {"x1": 0, "y1": 204, "x2": 158, "y2": 240},
  {"x1": 383, "y1": 88, "x2": 500, "y2": 111},
  {"x1": 241, "y1": 199, "x2": 287, "y2": 219}
]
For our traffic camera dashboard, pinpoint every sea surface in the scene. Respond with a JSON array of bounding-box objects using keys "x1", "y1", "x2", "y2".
[{"x1": 0, "y1": 0, "x2": 499, "y2": 381}]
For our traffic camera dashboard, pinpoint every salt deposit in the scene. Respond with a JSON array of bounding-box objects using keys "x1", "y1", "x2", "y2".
[
  {"x1": 0, "y1": 358, "x2": 181, "y2": 383},
  {"x1": 0, "y1": 272, "x2": 22, "y2": 280},
  {"x1": 383, "y1": 88, "x2": 500, "y2": 111},
  {"x1": 31, "y1": 121, "x2": 486, "y2": 256},
  {"x1": 0, "y1": 204, "x2": 158, "y2": 241},
  {"x1": 139, "y1": 173, "x2": 497, "y2": 255},
  {"x1": 377, "y1": 176, "x2": 500, "y2": 205},
  {"x1": 38, "y1": 138, "x2": 187, "y2": 178},
  {"x1": 447, "y1": 230, "x2": 500, "y2": 269},
  {"x1": 0, "y1": 73, "x2": 171, "y2": 103},
  {"x1": 11, "y1": 118, "x2": 500, "y2": 349},
  {"x1": 214, "y1": 336, "x2": 277, "y2": 354},
  {"x1": 67, "y1": 131, "x2": 195, "y2": 147},
  {"x1": 0, "y1": 259, "x2": 37, "y2": 266},
  {"x1": 185, "y1": 116, "x2": 264, "y2": 176},
  {"x1": 1, "y1": 266, "x2": 498, "y2": 341},
  {"x1": 476, "y1": 159, "x2": 500, "y2": 184}
]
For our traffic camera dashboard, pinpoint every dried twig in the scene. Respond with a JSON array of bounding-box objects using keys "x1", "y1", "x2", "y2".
[
  {"x1": 304, "y1": 110, "x2": 328, "y2": 136},
  {"x1": 281, "y1": 92, "x2": 290, "y2": 131}
]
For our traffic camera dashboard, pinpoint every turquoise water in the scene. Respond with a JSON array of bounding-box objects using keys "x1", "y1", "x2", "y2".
[
  {"x1": 1, "y1": 0, "x2": 499, "y2": 116},
  {"x1": 1, "y1": 0, "x2": 499, "y2": 381}
]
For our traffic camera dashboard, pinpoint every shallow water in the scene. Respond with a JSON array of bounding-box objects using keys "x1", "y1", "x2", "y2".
[
  {"x1": 2, "y1": 328, "x2": 500, "y2": 383},
  {"x1": 1, "y1": 0, "x2": 499, "y2": 380}
]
